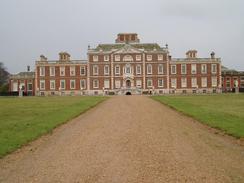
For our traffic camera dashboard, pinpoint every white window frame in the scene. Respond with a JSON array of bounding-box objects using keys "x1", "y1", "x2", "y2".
[
  {"x1": 212, "y1": 76, "x2": 217, "y2": 87},
  {"x1": 93, "y1": 55, "x2": 98, "y2": 62},
  {"x1": 191, "y1": 77, "x2": 197, "y2": 88},
  {"x1": 70, "y1": 66, "x2": 76, "y2": 76},
  {"x1": 158, "y1": 64, "x2": 164, "y2": 74},
  {"x1": 40, "y1": 67, "x2": 45, "y2": 76},
  {"x1": 181, "y1": 78, "x2": 187, "y2": 88},
  {"x1": 211, "y1": 64, "x2": 217, "y2": 74},
  {"x1": 136, "y1": 55, "x2": 141, "y2": 61},
  {"x1": 115, "y1": 55, "x2": 120, "y2": 61},
  {"x1": 158, "y1": 79, "x2": 164, "y2": 87},
  {"x1": 201, "y1": 64, "x2": 207, "y2": 74},
  {"x1": 201, "y1": 77, "x2": 207, "y2": 87},
  {"x1": 80, "y1": 66, "x2": 86, "y2": 76},
  {"x1": 93, "y1": 65, "x2": 99, "y2": 75},
  {"x1": 104, "y1": 79, "x2": 110, "y2": 89},
  {"x1": 136, "y1": 80, "x2": 142, "y2": 88},
  {"x1": 49, "y1": 66, "x2": 55, "y2": 76},
  {"x1": 124, "y1": 65, "x2": 132, "y2": 74},
  {"x1": 181, "y1": 64, "x2": 186, "y2": 74},
  {"x1": 147, "y1": 79, "x2": 153, "y2": 88},
  {"x1": 191, "y1": 64, "x2": 197, "y2": 74},
  {"x1": 147, "y1": 64, "x2": 152, "y2": 75},
  {"x1": 40, "y1": 80, "x2": 45, "y2": 90},
  {"x1": 115, "y1": 80, "x2": 121, "y2": 89},
  {"x1": 80, "y1": 79, "x2": 86, "y2": 89},
  {"x1": 147, "y1": 55, "x2": 152, "y2": 61},
  {"x1": 93, "y1": 79, "x2": 99, "y2": 89},
  {"x1": 104, "y1": 55, "x2": 109, "y2": 62},
  {"x1": 171, "y1": 78, "x2": 177, "y2": 88},
  {"x1": 171, "y1": 65, "x2": 176, "y2": 74},
  {"x1": 158, "y1": 54, "x2": 163, "y2": 61},
  {"x1": 60, "y1": 66, "x2": 65, "y2": 76},
  {"x1": 115, "y1": 65, "x2": 120, "y2": 75},
  {"x1": 60, "y1": 80, "x2": 66, "y2": 90},
  {"x1": 50, "y1": 80, "x2": 55, "y2": 90},
  {"x1": 104, "y1": 65, "x2": 109, "y2": 75},
  {"x1": 136, "y1": 65, "x2": 141, "y2": 75},
  {"x1": 70, "y1": 80, "x2": 75, "y2": 89}
]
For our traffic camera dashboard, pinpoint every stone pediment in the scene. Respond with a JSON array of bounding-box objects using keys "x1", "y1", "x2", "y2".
[{"x1": 114, "y1": 44, "x2": 142, "y2": 54}]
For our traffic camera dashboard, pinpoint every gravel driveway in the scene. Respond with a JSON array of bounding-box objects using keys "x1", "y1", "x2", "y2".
[{"x1": 0, "y1": 96, "x2": 244, "y2": 183}]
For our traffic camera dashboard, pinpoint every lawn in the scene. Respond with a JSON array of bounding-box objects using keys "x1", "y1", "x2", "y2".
[
  {"x1": 152, "y1": 94, "x2": 244, "y2": 138},
  {"x1": 0, "y1": 96, "x2": 107, "y2": 158}
]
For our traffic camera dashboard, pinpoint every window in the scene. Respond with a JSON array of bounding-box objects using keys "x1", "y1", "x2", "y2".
[
  {"x1": 60, "y1": 66, "x2": 65, "y2": 76},
  {"x1": 181, "y1": 64, "x2": 186, "y2": 74},
  {"x1": 70, "y1": 66, "x2": 75, "y2": 76},
  {"x1": 70, "y1": 80, "x2": 75, "y2": 89},
  {"x1": 40, "y1": 67, "x2": 45, "y2": 76},
  {"x1": 27, "y1": 83, "x2": 33, "y2": 91},
  {"x1": 147, "y1": 79, "x2": 152, "y2": 88},
  {"x1": 191, "y1": 77, "x2": 197, "y2": 87},
  {"x1": 93, "y1": 65, "x2": 99, "y2": 75},
  {"x1": 158, "y1": 79, "x2": 164, "y2": 87},
  {"x1": 104, "y1": 55, "x2": 109, "y2": 61},
  {"x1": 147, "y1": 64, "x2": 152, "y2": 74},
  {"x1": 211, "y1": 64, "x2": 217, "y2": 74},
  {"x1": 147, "y1": 55, "x2": 152, "y2": 61},
  {"x1": 226, "y1": 78, "x2": 231, "y2": 87},
  {"x1": 181, "y1": 78, "x2": 187, "y2": 88},
  {"x1": 191, "y1": 64, "x2": 196, "y2": 74},
  {"x1": 136, "y1": 80, "x2": 142, "y2": 88},
  {"x1": 80, "y1": 79, "x2": 86, "y2": 89},
  {"x1": 201, "y1": 77, "x2": 207, "y2": 87},
  {"x1": 93, "y1": 55, "x2": 98, "y2": 62},
  {"x1": 104, "y1": 79, "x2": 110, "y2": 89},
  {"x1": 171, "y1": 78, "x2": 177, "y2": 88},
  {"x1": 50, "y1": 80, "x2": 55, "y2": 90},
  {"x1": 136, "y1": 65, "x2": 141, "y2": 75},
  {"x1": 124, "y1": 65, "x2": 132, "y2": 74},
  {"x1": 50, "y1": 67, "x2": 55, "y2": 76},
  {"x1": 123, "y1": 55, "x2": 133, "y2": 61},
  {"x1": 80, "y1": 66, "x2": 86, "y2": 75},
  {"x1": 104, "y1": 65, "x2": 109, "y2": 75},
  {"x1": 115, "y1": 65, "x2": 120, "y2": 75},
  {"x1": 240, "y1": 76, "x2": 244, "y2": 88},
  {"x1": 158, "y1": 54, "x2": 163, "y2": 61},
  {"x1": 212, "y1": 76, "x2": 217, "y2": 87},
  {"x1": 115, "y1": 80, "x2": 121, "y2": 89},
  {"x1": 40, "y1": 80, "x2": 45, "y2": 90},
  {"x1": 115, "y1": 55, "x2": 120, "y2": 61},
  {"x1": 201, "y1": 64, "x2": 207, "y2": 74},
  {"x1": 93, "y1": 79, "x2": 99, "y2": 88},
  {"x1": 136, "y1": 55, "x2": 141, "y2": 61},
  {"x1": 171, "y1": 65, "x2": 176, "y2": 74},
  {"x1": 60, "y1": 80, "x2": 65, "y2": 89},
  {"x1": 158, "y1": 64, "x2": 164, "y2": 74}
]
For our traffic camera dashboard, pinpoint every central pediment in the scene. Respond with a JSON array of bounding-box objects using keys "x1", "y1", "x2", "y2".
[{"x1": 114, "y1": 44, "x2": 142, "y2": 54}]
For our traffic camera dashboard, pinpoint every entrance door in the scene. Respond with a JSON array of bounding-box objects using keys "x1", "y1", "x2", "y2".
[{"x1": 126, "y1": 80, "x2": 131, "y2": 88}]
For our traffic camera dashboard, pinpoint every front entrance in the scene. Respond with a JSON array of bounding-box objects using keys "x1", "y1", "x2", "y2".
[{"x1": 126, "y1": 80, "x2": 131, "y2": 88}]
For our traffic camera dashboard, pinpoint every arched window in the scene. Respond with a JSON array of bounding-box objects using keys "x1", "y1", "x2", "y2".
[{"x1": 123, "y1": 55, "x2": 133, "y2": 62}]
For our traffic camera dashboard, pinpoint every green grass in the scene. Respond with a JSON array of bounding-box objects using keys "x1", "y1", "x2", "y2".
[
  {"x1": 0, "y1": 96, "x2": 107, "y2": 158},
  {"x1": 152, "y1": 94, "x2": 244, "y2": 138}
]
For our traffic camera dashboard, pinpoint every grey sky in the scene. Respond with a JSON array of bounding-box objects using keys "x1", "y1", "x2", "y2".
[{"x1": 0, "y1": 0, "x2": 243, "y2": 73}]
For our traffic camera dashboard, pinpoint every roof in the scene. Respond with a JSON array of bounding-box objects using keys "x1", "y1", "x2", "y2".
[
  {"x1": 10, "y1": 72, "x2": 35, "y2": 79},
  {"x1": 93, "y1": 43, "x2": 165, "y2": 52}
]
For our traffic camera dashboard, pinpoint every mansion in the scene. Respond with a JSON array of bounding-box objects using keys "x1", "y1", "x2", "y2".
[{"x1": 9, "y1": 33, "x2": 226, "y2": 96}]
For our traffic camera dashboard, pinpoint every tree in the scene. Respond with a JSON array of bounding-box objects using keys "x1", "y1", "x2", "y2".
[{"x1": 0, "y1": 62, "x2": 9, "y2": 87}]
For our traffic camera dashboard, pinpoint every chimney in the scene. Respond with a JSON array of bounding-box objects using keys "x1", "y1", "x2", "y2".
[
  {"x1": 186, "y1": 50, "x2": 197, "y2": 58},
  {"x1": 27, "y1": 65, "x2": 30, "y2": 72},
  {"x1": 40, "y1": 55, "x2": 47, "y2": 61},
  {"x1": 211, "y1": 51, "x2": 215, "y2": 59}
]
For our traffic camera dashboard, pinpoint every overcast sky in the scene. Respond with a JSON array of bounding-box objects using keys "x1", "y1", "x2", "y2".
[{"x1": 0, "y1": 0, "x2": 243, "y2": 73}]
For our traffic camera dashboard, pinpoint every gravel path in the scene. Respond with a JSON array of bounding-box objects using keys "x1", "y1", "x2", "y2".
[{"x1": 0, "y1": 96, "x2": 244, "y2": 183}]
